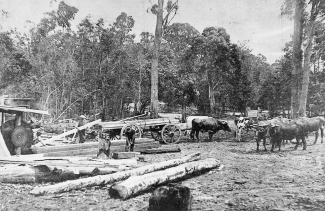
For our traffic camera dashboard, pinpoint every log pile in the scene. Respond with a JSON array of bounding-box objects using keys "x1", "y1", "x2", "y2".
[
  {"x1": 0, "y1": 142, "x2": 222, "y2": 202},
  {"x1": 109, "y1": 158, "x2": 220, "y2": 199},
  {"x1": 29, "y1": 152, "x2": 222, "y2": 201},
  {"x1": 31, "y1": 138, "x2": 160, "y2": 157},
  {"x1": 30, "y1": 153, "x2": 201, "y2": 195}
]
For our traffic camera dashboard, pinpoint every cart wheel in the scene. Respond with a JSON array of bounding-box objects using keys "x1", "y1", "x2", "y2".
[
  {"x1": 11, "y1": 125, "x2": 33, "y2": 148},
  {"x1": 151, "y1": 131, "x2": 163, "y2": 142},
  {"x1": 161, "y1": 124, "x2": 181, "y2": 144},
  {"x1": 120, "y1": 124, "x2": 142, "y2": 139}
]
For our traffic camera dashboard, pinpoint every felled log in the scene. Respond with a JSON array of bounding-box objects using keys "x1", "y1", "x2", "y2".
[
  {"x1": 32, "y1": 138, "x2": 154, "y2": 154},
  {"x1": 30, "y1": 153, "x2": 201, "y2": 195},
  {"x1": 148, "y1": 185, "x2": 192, "y2": 211},
  {"x1": 109, "y1": 158, "x2": 220, "y2": 199},
  {"x1": 0, "y1": 163, "x2": 128, "y2": 184},
  {"x1": 0, "y1": 165, "x2": 77, "y2": 183},
  {"x1": 140, "y1": 146, "x2": 181, "y2": 154},
  {"x1": 33, "y1": 119, "x2": 102, "y2": 147},
  {"x1": 40, "y1": 142, "x2": 160, "y2": 157},
  {"x1": 0, "y1": 155, "x2": 138, "y2": 167}
]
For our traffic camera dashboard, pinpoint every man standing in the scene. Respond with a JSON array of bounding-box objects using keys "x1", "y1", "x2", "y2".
[{"x1": 77, "y1": 115, "x2": 87, "y2": 143}]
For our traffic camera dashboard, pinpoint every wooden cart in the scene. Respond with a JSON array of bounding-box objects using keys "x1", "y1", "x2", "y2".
[{"x1": 99, "y1": 117, "x2": 182, "y2": 144}]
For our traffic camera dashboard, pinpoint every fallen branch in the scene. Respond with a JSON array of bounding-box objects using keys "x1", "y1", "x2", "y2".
[
  {"x1": 109, "y1": 158, "x2": 220, "y2": 199},
  {"x1": 30, "y1": 153, "x2": 201, "y2": 195}
]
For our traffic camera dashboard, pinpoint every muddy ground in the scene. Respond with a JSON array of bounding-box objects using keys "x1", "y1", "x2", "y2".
[{"x1": 1, "y1": 130, "x2": 325, "y2": 211}]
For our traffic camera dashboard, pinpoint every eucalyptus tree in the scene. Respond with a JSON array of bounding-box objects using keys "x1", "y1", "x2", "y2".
[
  {"x1": 282, "y1": 0, "x2": 325, "y2": 117},
  {"x1": 0, "y1": 32, "x2": 32, "y2": 93},
  {"x1": 76, "y1": 12, "x2": 136, "y2": 119},
  {"x1": 8, "y1": 1, "x2": 81, "y2": 119},
  {"x1": 149, "y1": 0, "x2": 179, "y2": 117},
  {"x1": 163, "y1": 23, "x2": 200, "y2": 116},
  {"x1": 184, "y1": 27, "x2": 235, "y2": 115},
  {"x1": 127, "y1": 32, "x2": 154, "y2": 115},
  {"x1": 227, "y1": 44, "x2": 253, "y2": 115}
]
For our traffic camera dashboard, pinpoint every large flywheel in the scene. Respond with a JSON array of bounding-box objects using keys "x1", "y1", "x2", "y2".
[{"x1": 11, "y1": 125, "x2": 33, "y2": 148}]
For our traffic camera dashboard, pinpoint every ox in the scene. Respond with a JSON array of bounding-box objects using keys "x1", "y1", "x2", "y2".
[
  {"x1": 190, "y1": 117, "x2": 231, "y2": 142},
  {"x1": 254, "y1": 117, "x2": 291, "y2": 152},
  {"x1": 268, "y1": 121, "x2": 306, "y2": 151},
  {"x1": 291, "y1": 116, "x2": 324, "y2": 144},
  {"x1": 254, "y1": 120, "x2": 271, "y2": 152}
]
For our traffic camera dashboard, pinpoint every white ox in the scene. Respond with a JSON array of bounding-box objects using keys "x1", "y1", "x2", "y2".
[{"x1": 235, "y1": 117, "x2": 254, "y2": 141}]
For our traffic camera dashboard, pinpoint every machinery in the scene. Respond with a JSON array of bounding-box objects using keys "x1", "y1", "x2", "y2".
[{"x1": 0, "y1": 106, "x2": 48, "y2": 156}]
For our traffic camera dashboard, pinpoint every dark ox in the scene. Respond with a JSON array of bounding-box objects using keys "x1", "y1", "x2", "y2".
[
  {"x1": 254, "y1": 117, "x2": 291, "y2": 152},
  {"x1": 269, "y1": 121, "x2": 306, "y2": 151},
  {"x1": 190, "y1": 117, "x2": 231, "y2": 142},
  {"x1": 294, "y1": 116, "x2": 325, "y2": 144},
  {"x1": 254, "y1": 120, "x2": 271, "y2": 152}
]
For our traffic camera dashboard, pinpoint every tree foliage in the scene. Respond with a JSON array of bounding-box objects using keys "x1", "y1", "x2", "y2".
[{"x1": 2, "y1": 1, "x2": 325, "y2": 122}]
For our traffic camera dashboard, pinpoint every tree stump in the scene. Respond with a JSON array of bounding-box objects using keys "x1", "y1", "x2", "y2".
[
  {"x1": 148, "y1": 184, "x2": 192, "y2": 211},
  {"x1": 97, "y1": 130, "x2": 111, "y2": 159}
]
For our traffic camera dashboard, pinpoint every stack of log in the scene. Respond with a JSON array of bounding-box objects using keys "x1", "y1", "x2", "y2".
[
  {"x1": 29, "y1": 153, "x2": 222, "y2": 200},
  {"x1": 31, "y1": 138, "x2": 160, "y2": 157}
]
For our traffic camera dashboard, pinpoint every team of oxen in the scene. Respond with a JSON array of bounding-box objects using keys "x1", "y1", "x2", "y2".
[{"x1": 189, "y1": 115, "x2": 325, "y2": 152}]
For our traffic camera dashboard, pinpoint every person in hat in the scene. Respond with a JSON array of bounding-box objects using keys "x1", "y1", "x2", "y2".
[{"x1": 77, "y1": 115, "x2": 87, "y2": 143}]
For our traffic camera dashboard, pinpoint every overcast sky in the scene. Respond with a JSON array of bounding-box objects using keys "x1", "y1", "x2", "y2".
[{"x1": 1, "y1": 0, "x2": 293, "y2": 64}]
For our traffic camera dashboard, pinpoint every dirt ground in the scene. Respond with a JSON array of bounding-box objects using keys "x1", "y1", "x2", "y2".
[{"x1": 1, "y1": 130, "x2": 325, "y2": 211}]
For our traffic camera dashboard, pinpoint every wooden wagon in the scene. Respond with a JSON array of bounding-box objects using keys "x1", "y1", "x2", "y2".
[{"x1": 99, "y1": 117, "x2": 182, "y2": 144}]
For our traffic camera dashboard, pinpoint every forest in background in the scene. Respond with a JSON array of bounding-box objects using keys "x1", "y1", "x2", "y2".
[{"x1": 1, "y1": 1, "x2": 325, "y2": 122}]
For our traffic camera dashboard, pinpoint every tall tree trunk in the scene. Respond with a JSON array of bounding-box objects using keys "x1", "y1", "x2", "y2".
[
  {"x1": 291, "y1": 0, "x2": 304, "y2": 118},
  {"x1": 181, "y1": 92, "x2": 185, "y2": 123},
  {"x1": 150, "y1": 0, "x2": 164, "y2": 118},
  {"x1": 299, "y1": 22, "x2": 316, "y2": 117},
  {"x1": 207, "y1": 69, "x2": 215, "y2": 115},
  {"x1": 137, "y1": 63, "x2": 142, "y2": 115},
  {"x1": 299, "y1": 2, "x2": 317, "y2": 117}
]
